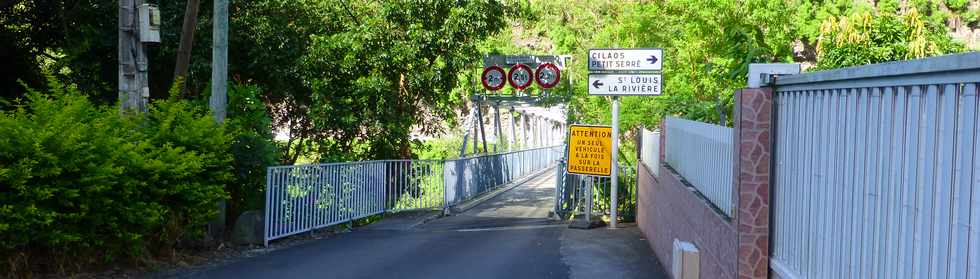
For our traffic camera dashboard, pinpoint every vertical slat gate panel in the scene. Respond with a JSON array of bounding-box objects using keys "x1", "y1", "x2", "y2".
[
  {"x1": 844, "y1": 88, "x2": 859, "y2": 279},
  {"x1": 901, "y1": 86, "x2": 921, "y2": 279},
  {"x1": 951, "y1": 83, "x2": 975, "y2": 279},
  {"x1": 771, "y1": 53, "x2": 980, "y2": 278},
  {"x1": 888, "y1": 87, "x2": 908, "y2": 279},
  {"x1": 931, "y1": 84, "x2": 958, "y2": 279},
  {"x1": 967, "y1": 83, "x2": 980, "y2": 278}
]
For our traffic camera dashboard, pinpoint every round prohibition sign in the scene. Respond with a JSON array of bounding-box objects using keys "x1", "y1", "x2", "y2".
[
  {"x1": 508, "y1": 63, "x2": 533, "y2": 90},
  {"x1": 481, "y1": 65, "x2": 506, "y2": 91},
  {"x1": 535, "y1": 63, "x2": 561, "y2": 89}
]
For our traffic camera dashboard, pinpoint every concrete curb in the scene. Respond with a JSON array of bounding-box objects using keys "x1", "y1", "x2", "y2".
[
  {"x1": 409, "y1": 210, "x2": 446, "y2": 228},
  {"x1": 445, "y1": 166, "x2": 557, "y2": 215}
]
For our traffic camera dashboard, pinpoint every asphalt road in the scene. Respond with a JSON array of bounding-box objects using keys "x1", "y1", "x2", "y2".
[{"x1": 179, "y1": 173, "x2": 667, "y2": 279}]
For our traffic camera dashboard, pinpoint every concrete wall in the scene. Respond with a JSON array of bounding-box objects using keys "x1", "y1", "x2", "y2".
[{"x1": 637, "y1": 162, "x2": 737, "y2": 279}]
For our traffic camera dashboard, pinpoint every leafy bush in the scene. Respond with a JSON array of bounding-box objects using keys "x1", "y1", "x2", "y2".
[
  {"x1": 0, "y1": 78, "x2": 231, "y2": 273},
  {"x1": 225, "y1": 83, "x2": 277, "y2": 219},
  {"x1": 946, "y1": 0, "x2": 970, "y2": 11},
  {"x1": 964, "y1": 9, "x2": 980, "y2": 26},
  {"x1": 813, "y1": 9, "x2": 964, "y2": 70}
]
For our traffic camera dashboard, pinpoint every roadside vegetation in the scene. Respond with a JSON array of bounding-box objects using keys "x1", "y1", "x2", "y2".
[
  {"x1": 2, "y1": 80, "x2": 240, "y2": 273},
  {"x1": 493, "y1": 0, "x2": 971, "y2": 132},
  {"x1": 1, "y1": 0, "x2": 978, "y2": 276},
  {"x1": 480, "y1": 0, "x2": 973, "y2": 222}
]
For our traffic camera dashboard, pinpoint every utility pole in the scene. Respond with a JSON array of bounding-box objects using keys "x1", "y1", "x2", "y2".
[
  {"x1": 118, "y1": 0, "x2": 148, "y2": 113},
  {"x1": 211, "y1": 0, "x2": 228, "y2": 122},
  {"x1": 207, "y1": 0, "x2": 229, "y2": 240}
]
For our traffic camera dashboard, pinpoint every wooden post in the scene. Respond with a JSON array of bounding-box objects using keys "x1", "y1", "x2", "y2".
[{"x1": 173, "y1": 0, "x2": 201, "y2": 92}]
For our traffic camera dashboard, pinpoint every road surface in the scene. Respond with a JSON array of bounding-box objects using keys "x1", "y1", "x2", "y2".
[{"x1": 178, "y1": 172, "x2": 667, "y2": 279}]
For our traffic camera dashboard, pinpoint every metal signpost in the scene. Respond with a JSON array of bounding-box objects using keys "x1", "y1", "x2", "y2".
[{"x1": 587, "y1": 48, "x2": 663, "y2": 228}]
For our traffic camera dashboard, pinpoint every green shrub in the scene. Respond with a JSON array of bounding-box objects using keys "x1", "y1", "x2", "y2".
[
  {"x1": 225, "y1": 83, "x2": 277, "y2": 219},
  {"x1": 0, "y1": 78, "x2": 231, "y2": 273},
  {"x1": 814, "y1": 9, "x2": 964, "y2": 71},
  {"x1": 947, "y1": 0, "x2": 970, "y2": 11},
  {"x1": 964, "y1": 9, "x2": 980, "y2": 26}
]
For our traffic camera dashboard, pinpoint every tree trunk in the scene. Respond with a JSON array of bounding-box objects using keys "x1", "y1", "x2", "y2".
[{"x1": 173, "y1": 0, "x2": 200, "y2": 93}]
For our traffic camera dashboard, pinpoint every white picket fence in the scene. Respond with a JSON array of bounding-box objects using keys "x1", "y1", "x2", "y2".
[{"x1": 664, "y1": 116, "x2": 734, "y2": 216}]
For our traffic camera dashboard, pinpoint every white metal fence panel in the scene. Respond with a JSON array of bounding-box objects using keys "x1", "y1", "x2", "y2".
[
  {"x1": 664, "y1": 116, "x2": 734, "y2": 216},
  {"x1": 640, "y1": 128, "x2": 661, "y2": 177},
  {"x1": 264, "y1": 161, "x2": 391, "y2": 244},
  {"x1": 770, "y1": 52, "x2": 980, "y2": 279},
  {"x1": 444, "y1": 146, "x2": 563, "y2": 206},
  {"x1": 265, "y1": 146, "x2": 563, "y2": 245}
]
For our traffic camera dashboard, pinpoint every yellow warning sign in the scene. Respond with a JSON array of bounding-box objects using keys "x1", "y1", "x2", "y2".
[{"x1": 567, "y1": 125, "x2": 613, "y2": 176}]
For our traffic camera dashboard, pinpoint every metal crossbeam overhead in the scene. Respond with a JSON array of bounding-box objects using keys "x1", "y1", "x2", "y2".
[
  {"x1": 483, "y1": 55, "x2": 569, "y2": 68},
  {"x1": 475, "y1": 95, "x2": 554, "y2": 107}
]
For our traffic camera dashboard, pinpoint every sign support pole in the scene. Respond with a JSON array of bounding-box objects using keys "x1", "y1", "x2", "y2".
[
  {"x1": 610, "y1": 96, "x2": 620, "y2": 229},
  {"x1": 586, "y1": 177, "x2": 593, "y2": 225},
  {"x1": 586, "y1": 48, "x2": 662, "y2": 229}
]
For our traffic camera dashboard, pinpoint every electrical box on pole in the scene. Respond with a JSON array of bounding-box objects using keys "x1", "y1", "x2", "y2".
[
  {"x1": 138, "y1": 4, "x2": 161, "y2": 43},
  {"x1": 119, "y1": 0, "x2": 156, "y2": 113}
]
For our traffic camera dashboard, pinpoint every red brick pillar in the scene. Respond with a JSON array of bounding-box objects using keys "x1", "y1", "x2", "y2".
[{"x1": 733, "y1": 88, "x2": 773, "y2": 279}]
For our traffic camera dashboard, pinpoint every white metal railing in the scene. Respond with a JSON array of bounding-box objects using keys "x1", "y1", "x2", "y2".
[
  {"x1": 264, "y1": 146, "x2": 564, "y2": 245},
  {"x1": 444, "y1": 146, "x2": 563, "y2": 206},
  {"x1": 770, "y1": 52, "x2": 980, "y2": 279},
  {"x1": 640, "y1": 128, "x2": 661, "y2": 177},
  {"x1": 664, "y1": 116, "x2": 734, "y2": 216}
]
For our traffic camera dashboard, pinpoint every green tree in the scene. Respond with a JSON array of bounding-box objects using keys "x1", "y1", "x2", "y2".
[{"x1": 300, "y1": 0, "x2": 520, "y2": 160}]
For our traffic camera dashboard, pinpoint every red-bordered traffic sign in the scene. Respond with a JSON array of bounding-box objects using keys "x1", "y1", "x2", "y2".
[
  {"x1": 481, "y1": 65, "x2": 506, "y2": 91},
  {"x1": 535, "y1": 63, "x2": 561, "y2": 89},
  {"x1": 508, "y1": 63, "x2": 533, "y2": 90}
]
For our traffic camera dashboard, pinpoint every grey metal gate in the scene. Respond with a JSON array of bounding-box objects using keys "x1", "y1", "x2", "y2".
[{"x1": 770, "y1": 52, "x2": 980, "y2": 279}]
